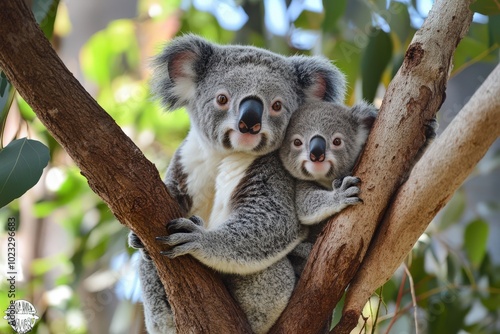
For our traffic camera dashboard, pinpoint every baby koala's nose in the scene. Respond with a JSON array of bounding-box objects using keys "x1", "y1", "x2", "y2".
[{"x1": 309, "y1": 135, "x2": 326, "y2": 162}]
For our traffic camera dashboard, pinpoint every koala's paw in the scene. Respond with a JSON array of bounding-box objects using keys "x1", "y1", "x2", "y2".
[
  {"x1": 425, "y1": 117, "x2": 439, "y2": 141},
  {"x1": 156, "y1": 216, "x2": 205, "y2": 259},
  {"x1": 332, "y1": 176, "x2": 362, "y2": 206},
  {"x1": 128, "y1": 231, "x2": 152, "y2": 261}
]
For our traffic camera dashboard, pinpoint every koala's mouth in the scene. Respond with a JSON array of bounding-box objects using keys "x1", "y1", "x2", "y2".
[
  {"x1": 223, "y1": 130, "x2": 268, "y2": 153},
  {"x1": 301, "y1": 160, "x2": 334, "y2": 179}
]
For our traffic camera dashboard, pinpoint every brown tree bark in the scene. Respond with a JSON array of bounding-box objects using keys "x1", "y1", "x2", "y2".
[
  {"x1": 333, "y1": 63, "x2": 500, "y2": 334},
  {"x1": 0, "y1": 1, "x2": 251, "y2": 333},
  {"x1": 270, "y1": 1, "x2": 474, "y2": 333}
]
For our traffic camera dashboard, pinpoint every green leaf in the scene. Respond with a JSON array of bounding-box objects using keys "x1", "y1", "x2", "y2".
[
  {"x1": 361, "y1": 29, "x2": 393, "y2": 102},
  {"x1": 32, "y1": 0, "x2": 60, "y2": 39},
  {"x1": 344, "y1": 0, "x2": 372, "y2": 32},
  {"x1": 387, "y1": 1, "x2": 411, "y2": 44},
  {"x1": 470, "y1": 0, "x2": 500, "y2": 16},
  {"x1": 0, "y1": 138, "x2": 50, "y2": 208},
  {"x1": 427, "y1": 295, "x2": 469, "y2": 333},
  {"x1": 453, "y1": 36, "x2": 490, "y2": 74},
  {"x1": 0, "y1": 72, "x2": 16, "y2": 135},
  {"x1": 488, "y1": 14, "x2": 500, "y2": 46},
  {"x1": 438, "y1": 190, "x2": 466, "y2": 231},
  {"x1": 322, "y1": 0, "x2": 347, "y2": 33},
  {"x1": 464, "y1": 219, "x2": 489, "y2": 268},
  {"x1": 326, "y1": 39, "x2": 362, "y2": 100},
  {"x1": 17, "y1": 95, "x2": 36, "y2": 122},
  {"x1": 331, "y1": 290, "x2": 346, "y2": 328}
]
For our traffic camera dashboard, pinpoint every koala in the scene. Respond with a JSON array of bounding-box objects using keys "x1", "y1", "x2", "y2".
[
  {"x1": 279, "y1": 101, "x2": 377, "y2": 276},
  {"x1": 128, "y1": 35, "x2": 346, "y2": 334}
]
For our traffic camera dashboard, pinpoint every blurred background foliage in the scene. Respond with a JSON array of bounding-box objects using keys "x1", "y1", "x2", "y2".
[{"x1": 0, "y1": 0, "x2": 499, "y2": 333}]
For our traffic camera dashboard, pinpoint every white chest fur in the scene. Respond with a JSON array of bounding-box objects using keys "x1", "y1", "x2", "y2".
[
  {"x1": 207, "y1": 153, "x2": 256, "y2": 230},
  {"x1": 180, "y1": 131, "x2": 226, "y2": 224}
]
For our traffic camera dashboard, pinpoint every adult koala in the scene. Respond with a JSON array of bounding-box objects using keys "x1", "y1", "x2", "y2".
[{"x1": 129, "y1": 34, "x2": 345, "y2": 333}]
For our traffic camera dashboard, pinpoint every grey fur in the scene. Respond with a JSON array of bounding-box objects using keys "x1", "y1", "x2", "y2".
[
  {"x1": 280, "y1": 101, "x2": 377, "y2": 276},
  {"x1": 129, "y1": 35, "x2": 346, "y2": 334}
]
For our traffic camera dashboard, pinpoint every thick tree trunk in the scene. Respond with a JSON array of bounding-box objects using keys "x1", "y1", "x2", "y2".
[
  {"x1": 270, "y1": 1, "x2": 474, "y2": 333},
  {"x1": 334, "y1": 63, "x2": 500, "y2": 334},
  {"x1": 0, "y1": 1, "x2": 251, "y2": 333}
]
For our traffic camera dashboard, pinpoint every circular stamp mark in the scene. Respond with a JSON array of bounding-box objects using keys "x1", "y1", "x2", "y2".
[{"x1": 3, "y1": 300, "x2": 39, "y2": 334}]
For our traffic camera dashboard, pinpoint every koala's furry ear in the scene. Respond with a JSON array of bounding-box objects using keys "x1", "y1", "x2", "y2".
[
  {"x1": 151, "y1": 34, "x2": 215, "y2": 110},
  {"x1": 289, "y1": 56, "x2": 346, "y2": 104},
  {"x1": 351, "y1": 101, "x2": 378, "y2": 129}
]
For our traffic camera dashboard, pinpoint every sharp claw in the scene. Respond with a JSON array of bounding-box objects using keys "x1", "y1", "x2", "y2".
[
  {"x1": 156, "y1": 236, "x2": 169, "y2": 242},
  {"x1": 160, "y1": 250, "x2": 175, "y2": 258}
]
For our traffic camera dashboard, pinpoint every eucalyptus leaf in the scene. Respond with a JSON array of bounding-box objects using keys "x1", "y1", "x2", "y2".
[
  {"x1": 488, "y1": 14, "x2": 500, "y2": 46},
  {"x1": 470, "y1": 0, "x2": 500, "y2": 16},
  {"x1": 344, "y1": 0, "x2": 372, "y2": 32},
  {"x1": 361, "y1": 29, "x2": 393, "y2": 102},
  {"x1": 453, "y1": 36, "x2": 490, "y2": 74},
  {"x1": 322, "y1": 0, "x2": 347, "y2": 33},
  {"x1": 0, "y1": 138, "x2": 50, "y2": 208},
  {"x1": 327, "y1": 39, "x2": 362, "y2": 100},
  {"x1": 438, "y1": 190, "x2": 466, "y2": 231},
  {"x1": 464, "y1": 219, "x2": 489, "y2": 268},
  {"x1": 32, "y1": 0, "x2": 60, "y2": 39},
  {"x1": 387, "y1": 1, "x2": 411, "y2": 43}
]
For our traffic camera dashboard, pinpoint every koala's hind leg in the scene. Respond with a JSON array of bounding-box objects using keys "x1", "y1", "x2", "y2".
[
  {"x1": 224, "y1": 258, "x2": 295, "y2": 334},
  {"x1": 139, "y1": 258, "x2": 176, "y2": 334}
]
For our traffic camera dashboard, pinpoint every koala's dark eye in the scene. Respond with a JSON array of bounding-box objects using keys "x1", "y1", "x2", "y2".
[
  {"x1": 293, "y1": 139, "x2": 303, "y2": 147},
  {"x1": 272, "y1": 101, "x2": 282, "y2": 112},
  {"x1": 333, "y1": 138, "x2": 342, "y2": 146},
  {"x1": 216, "y1": 94, "x2": 228, "y2": 105}
]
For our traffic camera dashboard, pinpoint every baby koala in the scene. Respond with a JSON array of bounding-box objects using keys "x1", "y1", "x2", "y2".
[{"x1": 280, "y1": 100, "x2": 377, "y2": 274}]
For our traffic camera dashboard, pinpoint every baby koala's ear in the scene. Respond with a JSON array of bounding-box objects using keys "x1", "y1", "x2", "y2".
[
  {"x1": 289, "y1": 55, "x2": 346, "y2": 104},
  {"x1": 150, "y1": 34, "x2": 216, "y2": 110},
  {"x1": 351, "y1": 101, "x2": 378, "y2": 129}
]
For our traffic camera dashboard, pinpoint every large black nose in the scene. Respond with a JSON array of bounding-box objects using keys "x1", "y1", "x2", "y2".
[
  {"x1": 238, "y1": 97, "x2": 263, "y2": 134},
  {"x1": 309, "y1": 135, "x2": 326, "y2": 162}
]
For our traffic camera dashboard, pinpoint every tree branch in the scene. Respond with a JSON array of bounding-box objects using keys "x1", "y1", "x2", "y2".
[
  {"x1": 0, "y1": 1, "x2": 251, "y2": 333},
  {"x1": 334, "y1": 63, "x2": 500, "y2": 334},
  {"x1": 270, "y1": 1, "x2": 474, "y2": 333}
]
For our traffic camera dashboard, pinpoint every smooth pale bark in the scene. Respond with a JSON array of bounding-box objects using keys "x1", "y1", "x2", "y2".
[
  {"x1": 1, "y1": 0, "x2": 490, "y2": 333},
  {"x1": 334, "y1": 63, "x2": 500, "y2": 334},
  {"x1": 0, "y1": 1, "x2": 252, "y2": 333},
  {"x1": 270, "y1": 1, "x2": 474, "y2": 333}
]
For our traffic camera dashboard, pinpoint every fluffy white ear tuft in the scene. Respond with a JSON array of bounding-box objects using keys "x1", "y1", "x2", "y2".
[
  {"x1": 150, "y1": 34, "x2": 216, "y2": 110},
  {"x1": 167, "y1": 51, "x2": 197, "y2": 104},
  {"x1": 305, "y1": 74, "x2": 328, "y2": 101}
]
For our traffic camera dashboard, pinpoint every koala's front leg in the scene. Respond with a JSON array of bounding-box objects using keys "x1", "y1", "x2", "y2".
[
  {"x1": 158, "y1": 214, "x2": 304, "y2": 275},
  {"x1": 296, "y1": 177, "x2": 362, "y2": 225}
]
